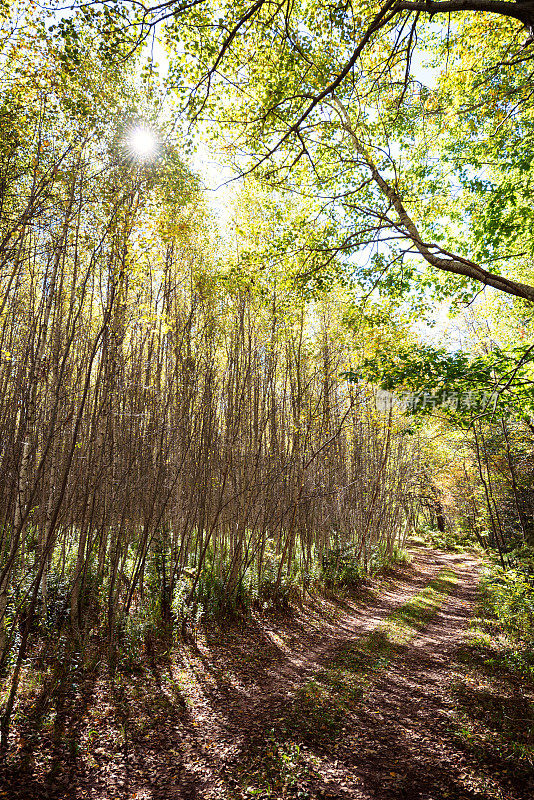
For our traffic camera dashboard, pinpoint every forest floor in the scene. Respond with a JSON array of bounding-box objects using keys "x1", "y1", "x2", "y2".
[{"x1": 1, "y1": 547, "x2": 534, "y2": 800}]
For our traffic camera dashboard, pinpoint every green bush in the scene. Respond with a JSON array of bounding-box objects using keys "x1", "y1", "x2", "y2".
[
  {"x1": 320, "y1": 545, "x2": 364, "y2": 588},
  {"x1": 116, "y1": 605, "x2": 160, "y2": 670},
  {"x1": 467, "y1": 552, "x2": 534, "y2": 680},
  {"x1": 481, "y1": 559, "x2": 534, "y2": 646},
  {"x1": 367, "y1": 541, "x2": 412, "y2": 573},
  {"x1": 416, "y1": 524, "x2": 479, "y2": 552},
  {"x1": 172, "y1": 576, "x2": 205, "y2": 631},
  {"x1": 260, "y1": 574, "x2": 301, "y2": 609}
]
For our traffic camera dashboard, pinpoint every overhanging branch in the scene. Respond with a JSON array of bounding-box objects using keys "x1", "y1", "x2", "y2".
[{"x1": 332, "y1": 97, "x2": 534, "y2": 303}]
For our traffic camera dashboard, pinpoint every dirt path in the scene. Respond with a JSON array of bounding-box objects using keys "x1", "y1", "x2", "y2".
[
  {"x1": 167, "y1": 548, "x2": 487, "y2": 800},
  {"x1": 2, "y1": 548, "x2": 533, "y2": 800}
]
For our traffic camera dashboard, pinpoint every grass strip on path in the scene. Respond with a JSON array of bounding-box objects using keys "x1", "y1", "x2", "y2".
[
  {"x1": 291, "y1": 568, "x2": 459, "y2": 740},
  {"x1": 237, "y1": 569, "x2": 459, "y2": 797}
]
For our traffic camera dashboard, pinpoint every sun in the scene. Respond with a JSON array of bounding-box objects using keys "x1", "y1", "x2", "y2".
[{"x1": 126, "y1": 126, "x2": 158, "y2": 163}]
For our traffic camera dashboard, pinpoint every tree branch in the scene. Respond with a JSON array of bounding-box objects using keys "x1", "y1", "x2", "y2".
[
  {"x1": 395, "y1": 0, "x2": 533, "y2": 24},
  {"x1": 332, "y1": 97, "x2": 534, "y2": 303}
]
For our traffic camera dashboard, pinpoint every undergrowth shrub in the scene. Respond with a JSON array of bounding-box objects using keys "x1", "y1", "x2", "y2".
[
  {"x1": 172, "y1": 577, "x2": 204, "y2": 632},
  {"x1": 416, "y1": 524, "x2": 479, "y2": 552},
  {"x1": 37, "y1": 573, "x2": 71, "y2": 632},
  {"x1": 480, "y1": 555, "x2": 534, "y2": 646},
  {"x1": 320, "y1": 545, "x2": 364, "y2": 588},
  {"x1": 390, "y1": 543, "x2": 412, "y2": 565},
  {"x1": 367, "y1": 541, "x2": 411, "y2": 573},
  {"x1": 6, "y1": 532, "x2": 413, "y2": 672},
  {"x1": 117, "y1": 605, "x2": 159, "y2": 671},
  {"x1": 259, "y1": 575, "x2": 301, "y2": 609},
  {"x1": 473, "y1": 550, "x2": 534, "y2": 679}
]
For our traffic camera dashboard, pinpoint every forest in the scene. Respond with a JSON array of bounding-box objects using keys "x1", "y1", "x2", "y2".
[{"x1": 0, "y1": 1, "x2": 533, "y2": 798}]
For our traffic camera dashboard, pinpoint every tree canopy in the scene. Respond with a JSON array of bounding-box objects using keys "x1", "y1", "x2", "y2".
[{"x1": 51, "y1": 0, "x2": 534, "y2": 305}]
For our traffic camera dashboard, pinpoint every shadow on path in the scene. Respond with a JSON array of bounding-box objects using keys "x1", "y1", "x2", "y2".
[{"x1": 2, "y1": 549, "x2": 531, "y2": 800}]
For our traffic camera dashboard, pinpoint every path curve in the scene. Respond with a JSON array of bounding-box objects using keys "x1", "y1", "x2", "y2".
[{"x1": 5, "y1": 548, "x2": 533, "y2": 800}]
